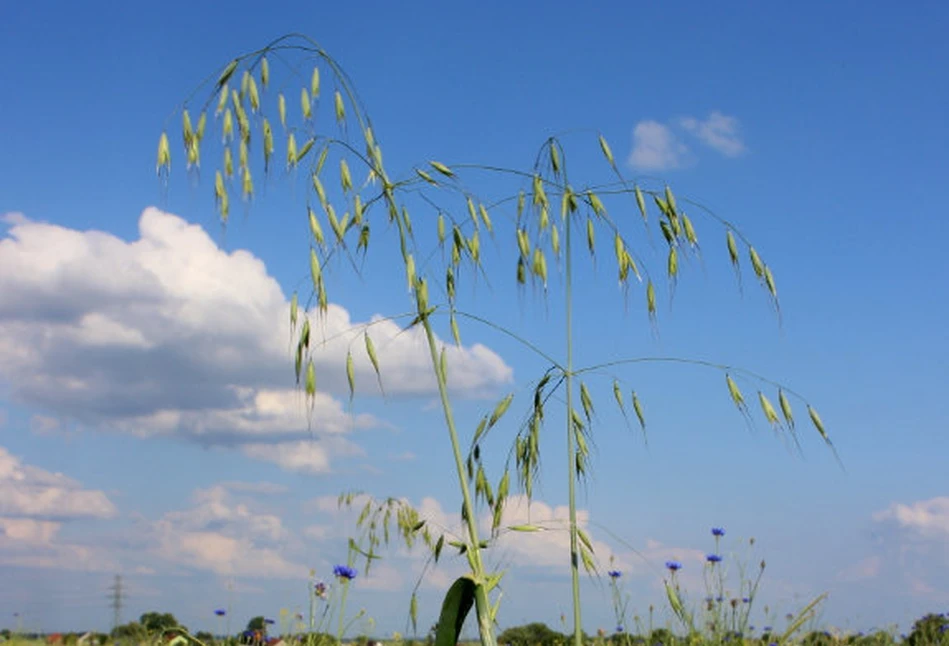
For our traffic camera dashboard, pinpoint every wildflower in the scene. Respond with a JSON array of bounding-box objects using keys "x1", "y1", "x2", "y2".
[
  {"x1": 742, "y1": 597, "x2": 750, "y2": 603},
  {"x1": 214, "y1": 609, "x2": 226, "y2": 617},
  {"x1": 712, "y1": 527, "x2": 725, "y2": 537},
  {"x1": 763, "y1": 627, "x2": 772, "y2": 633},
  {"x1": 716, "y1": 596, "x2": 724, "y2": 603},
  {"x1": 608, "y1": 570, "x2": 622, "y2": 579},
  {"x1": 616, "y1": 626, "x2": 624, "y2": 633},
  {"x1": 264, "y1": 619, "x2": 275, "y2": 625},
  {"x1": 333, "y1": 564, "x2": 358, "y2": 580},
  {"x1": 706, "y1": 554, "x2": 722, "y2": 563},
  {"x1": 314, "y1": 581, "x2": 327, "y2": 598},
  {"x1": 665, "y1": 560, "x2": 682, "y2": 572}
]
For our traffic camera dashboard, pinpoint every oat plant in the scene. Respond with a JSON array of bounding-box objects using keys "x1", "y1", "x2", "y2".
[{"x1": 157, "y1": 33, "x2": 839, "y2": 646}]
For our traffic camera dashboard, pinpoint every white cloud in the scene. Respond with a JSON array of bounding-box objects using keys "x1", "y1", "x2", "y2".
[
  {"x1": 150, "y1": 485, "x2": 306, "y2": 578},
  {"x1": 0, "y1": 447, "x2": 119, "y2": 571},
  {"x1": 0, "y1": 208, "x2": 513, "y2": 472},
  {"x1": 216, "y1": 480, "x2": 289, "y2": 495},
  {"x1": 873, "y1": 497, "x2": 949, "y2": 539},
  {"x1": 680, "y1": 111, "x2": 746, "y2": 157},
  {"x1": 627, "y1": 121, "x2": 690, "y2": 171},
  {"x1": 0, "y1": 446, "x2": 116, "y2": 519},
  {"x1": 241, "y1": 437, "x2": 364, "y2": 474},
  {"x1": 0, "y1": 516, "x2": 120, "y2": 571}
]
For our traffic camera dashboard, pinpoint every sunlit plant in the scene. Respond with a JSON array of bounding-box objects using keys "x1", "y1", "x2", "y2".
[{"x1": 157, "y1": 33, "x2": 840, "y2": 646}]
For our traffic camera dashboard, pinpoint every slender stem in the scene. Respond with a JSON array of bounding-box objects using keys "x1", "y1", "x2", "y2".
[
  {"x1": 564, "y1": 211, "x2": 583, "y2": 646},
  {"x1": 420, "y1": 316, "x2": 497, "y2": 646}
]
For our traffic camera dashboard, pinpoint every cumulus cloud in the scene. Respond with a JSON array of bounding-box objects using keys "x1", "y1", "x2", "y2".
[
  {"x1": 0, "y1": 446, "x2": 116, "y2": 519},
  {"x1": 680, "y1": 111, "x2": 747, "y2": 157},
  {"x1": 628, "y1": 121, "x2": 690, "y2": 171},
  {"x1": 241, "y1": 437, "x2": 364, "y2": 474},
  {"x1": 873, "y1": 497, "x2": 949, "y2": 539},
  {"x1": 150, "y1": 484, "x2": 305, "y2": 578},
  {"x1": 627, "y1": 112, "x2": 746, "y2": 172},
  {"x1": 0, "y1": 517, "x2": 120, "y2": 571},
  {"x1": 0, "y1": 208, "x2": 513, "y2": 472},
  {"x1": 0, "y1": 447, "x2": 119, "y2": 571}
]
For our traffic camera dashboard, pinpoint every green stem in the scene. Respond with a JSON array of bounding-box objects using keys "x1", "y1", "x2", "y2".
[
  {"x1": 420, "y1": 316, "x2": 497, "y2": 646},
  {"x1": 564, "y1": 211, "x2": 583, "y2": 646}
]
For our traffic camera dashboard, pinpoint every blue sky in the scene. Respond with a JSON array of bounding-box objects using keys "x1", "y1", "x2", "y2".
[{"x1": 2, "y1": 0, "x2": 948, "y2": 638}]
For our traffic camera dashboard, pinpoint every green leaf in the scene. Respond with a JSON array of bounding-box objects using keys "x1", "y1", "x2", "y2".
[{"x1": 435, "y1": 576, "x2": 478, "y2": 646}]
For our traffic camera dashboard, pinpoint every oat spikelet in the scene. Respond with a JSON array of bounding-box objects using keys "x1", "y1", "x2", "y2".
[
  {"x1": 430, "y1": 161, "x2": 454, "y2": 177},
  {"x1": 312, "y1": 175, "x2": 327, "y2": 209},
  {"x1": 664, "y1": 185, "x2": 678, "y2": 215},
  {"x1": 222, "y1": 109, "x2": 234, "y2": 143},
  {"x1": 290, "y1": 293, "x2": 299, "y2": 330},
  {"x1": 405, "y1": 254, "x2": 416, "y2": 292},
  {"x1": 247, "y1": 74, "x2": 260, "y2": 112},
  {"x1": 668, "y1": 246, "x2": 678, "y2": 280},
  {"x1": 758, "y1": 391, "x2": 781, "y2": 427},
  {"x1": 725, "y1": 374, "x2": 748, "y2": 414},
  {"x1": 450, "y1": 311, "x2": 461, "y2": 345},
  {"x1": 311, "y1": 66, "x2": 320, "y2": 98},
  {"x1": 216, "y1": 83, "x2": 229, "y2": 116},
  {"x1": 749, "y1": 246, "x2": 765, "y2": 278},
  {"x1": 599, "y1": 134, "x2": 615, "y2": 167},
  {"x1": 479, "y1": 203, "x2": 493, "y2": 232},
  {"x1": 334, "y1": 90, "x2": 345, "y2": 123},
  {"x1": 586, "y1": 218, "x2": 595, "y2": 257},
  {"x1": 551, "y1": 223, "x2": 560, "y2": 256},
  {"x1": 260, "y1": 56, "x2": 270, "y2": 88},
  {"x1": 305, "y1": 359, "x2": 316, "y2": 398},
  {"x1": 437, "y1": 214, "x2": 446, "y2": 245},
  {"x1": 308, "y1": 207, "x2": 325, "y2": 246},
  {"x1": 807, "y1": 405, "x2": 828, "y2": 442},
  {"x1": 635, "y1": 186, "x2": 647, "y2": 221},
  {"x1": 646, "y1": 280, "x2": 656, "y2": 317},
  {"x1": 340, "y1": 158, "x2": 353, "y2": 192},
  {"x1": 156, "y1": 132, "x2": 171, "y2": 175},
  {"x1": 223, "y1": 147, "x2": 233, "y2": 178},
  {"x1": 613, "y1": 380, "x2": 625, "y2": 415},
  {"x1": 466, "y1": 197, "x2": 478, "y2": 228},
  {"x1": 778, "y1": 389, "x2": 794, "y2": 429},
  {"x1": 579, "y1": 382, "x2": 594, "y2": 422},
  {"x1": 415, "y1": 168, "x2": 437, "y2": 185},
  {"x1": 217, "y1": 59, "x2": 238, "y2": 89},
  {"x1": 262, "y1": 119, "x2": 274, "y2": 171},
  {"x1": 309, "y1": 248, "x2": 322, "y2": 290},
  {"x1": 286, "y1": 133, "x2": 298, "y2": 169},
  {"x1": 301, "y1": 87, "x2": 312, "y2": 120},
  {"x1": 764, "y1": 265, "x2": 778, "y2": 299},
  {"x1": 549, "y1": 140, "x2": 560, "y2": 173},
  {"x1": 353, "y1": 195, "x2": 364, "y2": 224},
  {"x1": 277, "y1": 93, "x2": 286, "y2": 128},
  {"x1": 346, "y1": 351, "x2": 355, "y2": 400},
  {"x1": 241, "y1": 166, "x2": 253, "y2": 200},
  {"x1": 517, "y1": 228, "x2": 530, "y2": 259},
  {"x1": 682, "y1": 214, "x2": 698, "y2": 248},
  {"x1": 632, "y1": 390, "x2": 646, "y2": 434}
]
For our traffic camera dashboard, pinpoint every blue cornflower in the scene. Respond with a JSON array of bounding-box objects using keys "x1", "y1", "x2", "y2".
[
  {"x1": 665, "y1": 560, "x2": 682, "y2": 572},
  {"x1": 716, "y1": 596, "x2": 724, "y2": 603},
  {"x1": 333, "y1": 564, "x2": 358, "y2": 580},
  {"x1": 711, "y1": 527, "x2": 725, "y2": 537},
  {"x1": 742, "y1": 597, "x2": 750, "y2": 603},
  {"x1": 264, "y1": 619, "x2": 275, "y2": 625},
  {"x1": 706, "y1": 554, "x2": 722, "y2": 563},
  {"x1": 763, "y1": 627, "x2": 772, "y2": 633},
  {"x1": 214, "y1": 609, "x2": 226, "y2": 617},
  {"x1": 608, "y1": 570, "x2": 622, "y2": 579},
  {"x1": 616, "y1": 626, "x2": 624, "y2": 633}
]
